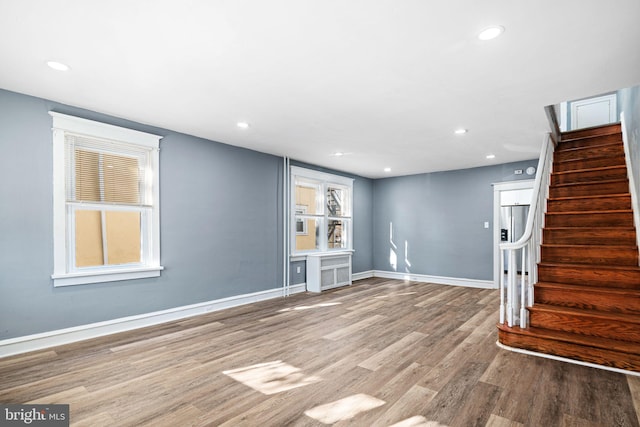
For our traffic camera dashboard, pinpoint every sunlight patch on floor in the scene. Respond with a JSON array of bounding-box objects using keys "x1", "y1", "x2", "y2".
[
  {"x1": 388, "y1": 415, "x2": 449, "y2": 426},
  {"x1": 278, "y1": 302, "x2": 342, "y2": 312},
  {"x1": 304, "y1": 393, "x2": 385, "y2": 424},
  {"x1": 222, "y1": 361, "x2": 321, "y2": 395}
]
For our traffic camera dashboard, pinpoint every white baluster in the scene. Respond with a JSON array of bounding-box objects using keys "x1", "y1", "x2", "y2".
[
  {"x1": 507, "y1": 249, "x2": 517, "y2": 326},
  {"x1": 520, "y1": 245, "x2": 527, "y2": 328},
  {"x1": 499, "y1": 246, "x2": 505, "y2": 324},
  {"x1": 527, "y1": 239, "x2": 535, "y2": 307}
]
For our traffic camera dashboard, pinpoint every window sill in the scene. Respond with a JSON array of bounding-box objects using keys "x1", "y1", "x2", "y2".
[
  {"x1": 52, "y1": 266, "x2": 164, "y2": 287},
  {"x1": 290, "y1": 249, "x2": 355, "y2": 261}
]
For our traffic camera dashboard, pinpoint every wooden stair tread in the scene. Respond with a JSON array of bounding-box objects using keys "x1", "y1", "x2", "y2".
[
  {"x1": 555, "y1": 141, "x2": 622, "y2": 153},
  {"x1": 534, "y1": 281, "x2": 640, "y2": 314},
  {"x1": 530, "y1": 303, "x2": 640, "y2": 324},
  {"x1": 547, "y1": 193, "x2": 630, "y2": 201},
  {"x1": 537, "y1": 262, "x2": 640, "y2": 289},
  {"x1": 550, "y1": 178, "x2": 628, "y2": 188},
  {"x1": 559, "y1": 133, "x2": 622, "y2": 145},
  {"x1": 497, "y1": 323, "x2": 640, "y2": 355},
  {"x1": 560, "y1": 123, "x2": 621, "y2": 140},
  {"x1": 545, "y1": 225, "x2": 636, "y2": 229},
  {"x1": 535, "y1": 281, "x2": 640, "y2": 297},
  {"x1": 552, "y1": 165, "x2": 626, "y2": 176},
  {"x1": 554, "y1": 145, "x2": 625, "y2": 163},
  {"x1": 542, "y1": 227, "x2": 637, "y2": 245},
  {"x1": 552, "y1": 156, "x2": 627, "y2": 172},
  {"x1": 541, "y1": 243, "x2": 638, "y2": 249},
  {"x1": 545, "y1": 209, "x2": 633, "y2": 215},
  {"x1": 554, "y1": 153, "x2": 625, "y2": 163},
  {"x1": 539, "y1": 262, "x2": 640, "y2": 272}
]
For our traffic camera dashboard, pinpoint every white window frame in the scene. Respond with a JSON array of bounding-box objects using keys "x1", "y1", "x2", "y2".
[
  {"x1": 51, "y1": 112, "x2": 163, "y2": 286},
  {"x1": 290, "y1": 166, "x2": 353, "y2": 255}
]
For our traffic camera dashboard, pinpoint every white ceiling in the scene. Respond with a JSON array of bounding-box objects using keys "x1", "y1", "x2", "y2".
[{"x1": 1, "y1": 1, "x2": 639, "y2": 178}]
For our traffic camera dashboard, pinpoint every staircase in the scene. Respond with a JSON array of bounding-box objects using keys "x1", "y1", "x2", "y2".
[{"x1": 498, "y1": 123, "x2": 640, "y2": 372}]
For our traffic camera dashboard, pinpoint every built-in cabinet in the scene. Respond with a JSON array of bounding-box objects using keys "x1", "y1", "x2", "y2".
[{"x1": 306, "y1": 252, "x2": 352, "y2": 292}]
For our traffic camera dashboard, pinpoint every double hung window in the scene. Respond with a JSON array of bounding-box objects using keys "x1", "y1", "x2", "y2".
[
  {"x1": 291, "y1": 167, "x2": 353, "y2": 254},
  {"x1": 51, "y1": 113, "x2": 162, "y2": 286}
]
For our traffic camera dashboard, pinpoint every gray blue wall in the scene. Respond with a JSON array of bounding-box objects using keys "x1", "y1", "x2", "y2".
[
  {"x1": 372, "y1": 160, "x2": 538, "y2": 280},
  {"x1": 620, "y1": 85, "x2": 640, "y2": 213},
  {"x1": 0, "y1": 87, "x2": 536, "y2": 341},
  {"x1": 0, "y1": 89, "x2": 286, "y2": 339},
  {"x1": 0, "y1": 89, "x2": 376, "y2": 340}
]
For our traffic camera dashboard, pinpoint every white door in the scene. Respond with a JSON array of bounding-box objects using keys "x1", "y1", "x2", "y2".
[{"x1": 570, "y1": 93, "x2": 617, "y2": 130}]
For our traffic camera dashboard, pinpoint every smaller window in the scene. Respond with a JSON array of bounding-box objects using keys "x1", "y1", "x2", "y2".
[{"x1": 290, "y1": 167, "x2": 353, "y2": 254}]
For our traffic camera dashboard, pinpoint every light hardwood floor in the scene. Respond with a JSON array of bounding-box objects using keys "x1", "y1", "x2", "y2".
[{"x1": 1, "y1": 278, "x2": 639, "y2": 426}]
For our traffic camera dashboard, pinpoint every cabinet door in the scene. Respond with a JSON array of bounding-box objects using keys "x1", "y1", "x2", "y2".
[
  {"x1": 321, "y1": 269, "x2": 335, "y2": 287},
  {"x1": 336, "y1": 266, "x2": 350, "y2": 285}
]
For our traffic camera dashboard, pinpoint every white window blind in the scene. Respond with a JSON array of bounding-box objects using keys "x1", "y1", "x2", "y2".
[{"x1": 65, "y1": 134, "x2": 150, "y2": 206}]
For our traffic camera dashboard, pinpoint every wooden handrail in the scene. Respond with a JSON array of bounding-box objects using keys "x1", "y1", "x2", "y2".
[
  {"x1": 544, "y1": 104, "x2": 561, "y2": 145},
  {"x1": 499, "y1": 133, "x2": 554, "y2": 327},
  {"x1": 500, "y1": 135, "x2": 552, "y2": 253}
]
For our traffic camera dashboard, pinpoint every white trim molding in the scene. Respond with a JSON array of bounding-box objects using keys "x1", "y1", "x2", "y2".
[
  {"x1": 496, "y1": 340, "x2": 640, "y2": 377},
  {"x1": 620, "y1": 112, "x2": 640, "y2": 260},
  {"x1": 0, "y1": 284, "x2": 306, "y2": 359},
  {"x1": 372, "y1": 270, "x2": 495, "y2": 289},
  {"x1": 352, "y1": 270, "x2": 375, "y2": 281}
]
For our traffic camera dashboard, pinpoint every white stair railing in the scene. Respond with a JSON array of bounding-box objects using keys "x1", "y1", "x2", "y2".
[{"x1": 499, "y1": 134, "x2": 555, "y2": 328}]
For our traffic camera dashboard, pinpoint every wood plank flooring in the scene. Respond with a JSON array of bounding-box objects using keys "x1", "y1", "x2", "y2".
[{"x1": 1, "y1": 278, "x2": 639, "y2": 426}]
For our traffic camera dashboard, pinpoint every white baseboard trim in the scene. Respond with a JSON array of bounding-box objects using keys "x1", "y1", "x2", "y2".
[
  {"x1": 352, "y1": 270, "x2": 375, "y2": 281},
  {"x1": 496, "y1": 340, "x2": 640, "y2": 377},
  {"x1": 0, "y1": 283, "x2": 306, "y2": 359},
  {"x1": 372, "y1": 270, "x2": 496, "y2": 289}
]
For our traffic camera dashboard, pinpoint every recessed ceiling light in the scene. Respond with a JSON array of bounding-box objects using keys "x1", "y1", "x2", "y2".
[
  {"x1": 47, "y1": 61, "x2": 70, "y2": 71},
  {"x1": 333, "y1": 152, "x2": 344, "y2": 157},
  {"x1": 454, "y1": 129, "x2": 468, "y2": 135},
  {"x1": 384, "y1": 167, "x2": 391, "y2": 173},
  {"x1": 486, "y1": 154, "x2": 496, "y2": 159},
  {"x1": 478, "y1": 26, "x2": 504, "y2": 41},
  {"x1": 236, "y1": 121, "x2": 250, "y2": 129}
]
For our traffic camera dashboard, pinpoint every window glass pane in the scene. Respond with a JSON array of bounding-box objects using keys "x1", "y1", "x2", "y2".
[
  {"x1": 75, "y1": 210, "x2": 104, "y2": 267},
  {"x1": 75, "y1": 209, "x2": 142, "y2": 268},
  {"x1": 327, "y1": 186, "x2": 345, "y2": 217},
  {"x1": 296, "y1": 218, "x2": 319, "y2": 251},
  {"x1": 328, "y1": 219, "x2": 349, "y2": 249},
  {"x1": 295, "y1": 183, "x2": 320, "y2": 215},
  {"x1": 105, "y1": 211, "x2": 141, "y2": 265}
]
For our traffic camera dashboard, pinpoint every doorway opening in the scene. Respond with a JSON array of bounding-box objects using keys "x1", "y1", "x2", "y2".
[{"x1": 492, "y1": 180, "x2": 534, "y2": 288}]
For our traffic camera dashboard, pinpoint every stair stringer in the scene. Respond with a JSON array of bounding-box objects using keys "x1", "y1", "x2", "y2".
[{"x1": 621, "y1": 111, "x2": 640, "y2": 262}]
